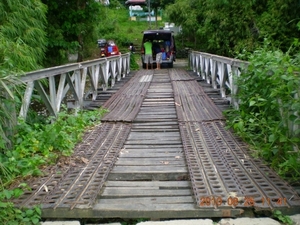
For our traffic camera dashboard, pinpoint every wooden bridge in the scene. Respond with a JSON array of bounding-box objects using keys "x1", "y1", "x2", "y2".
[{"x1": 13, "y1": 59, "x2": 300, "y2": 220}]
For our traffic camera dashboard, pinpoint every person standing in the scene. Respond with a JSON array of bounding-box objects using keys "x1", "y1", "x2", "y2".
[
  {"x1": 129, "y1": 43, "x2": 135, "y2": 54},
  {"x1": 143, "y1": 39, "x2": 153, "y2": 70},
  {"x1": 155, "y1": 46, "x2": 163, "y2": 70}
]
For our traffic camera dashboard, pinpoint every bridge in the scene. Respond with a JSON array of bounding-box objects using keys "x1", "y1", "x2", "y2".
[{"x1": 12, "y1": 52, "x2": 300, "y2": 220}]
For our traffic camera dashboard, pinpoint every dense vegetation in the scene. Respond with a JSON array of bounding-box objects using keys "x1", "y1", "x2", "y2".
[
  {"x1": 166, "y1": 0, "x2": 300, "y2": 57},
  {"x1": 0, "y1": 0, "x2": 300, "y2": 224},
  {"x1": 225, "y1": 41, "x2": 300, "y2": 183}
]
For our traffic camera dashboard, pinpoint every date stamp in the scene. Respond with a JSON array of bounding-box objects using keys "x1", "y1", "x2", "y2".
[{"x1": 199, "y1": 196, "x2": 287, "y2": 207}]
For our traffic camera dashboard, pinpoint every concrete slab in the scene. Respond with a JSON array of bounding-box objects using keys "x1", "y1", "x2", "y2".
[
  {"x1": 137, "y1": 219, "x2": 214, "y2": 225},
  {"x1": 290, "y1": 214, "x2": 300, "y2": 225},
  {"x1": 41, "y1": 222, "x2": 80, "y2": 225},
  {"x1": 217, "y1": 218, "x2": 281, "y2": 225}
]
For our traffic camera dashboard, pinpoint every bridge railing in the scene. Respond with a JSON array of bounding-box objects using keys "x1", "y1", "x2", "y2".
[
  {"x1": 19, "y1": 53, "x2": 130, "y2": 119},
  {"x1": 189, "y1": 50, "x2": 249, "y2": 109},
  {"x1": 189, "y1": 50, "x2": 300, "y2": 137}
]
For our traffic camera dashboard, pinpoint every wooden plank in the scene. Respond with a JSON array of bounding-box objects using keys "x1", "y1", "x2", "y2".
[
  {"x1": 105, "y1": 181, "x2": 191, "y2": 188},
  {"x1": 127, "y1": 132, "x2": 181, "y2": 138},
  {"x1": 138, "y1": 111, "x2": 175, "y2": 114},
  {"x1": 135, "y1": 115, "x2": 177, "y2": 119},
  {"x1": 130, "y1": 129, "x2": 179, "y2": 132},
  {"x1": 108, "y1": 171, "x2": 188, "y2": 181},
  {"x1": 125, "y1": 140, "x2": 182, "y2": 145},
  {"x1": 118, "y1": 152, "x2": 184, "y2": 158},
  {"x1": 120, "y1": 148, "x2": 183, "y2": 153},
  {"x1": 91, "y1": 204, "x2": 244, "y2": 218},
  {"x1": 140, "y1": 107, "x2": 175, "y2": 110},
  {"x1": 100, "y1": 188, "x2": 191, "y2": 197},
  {"x1": 38, "y1": 207, "x2": 282, "y2": 219},
  {"x1": 111, "y1": 166, "x2": 187, "y2": 173},
  {"x1": 123, "y1": 144, "x2": 183, "y2": 149},
  {"x1": 98, "y1": 196, "x2": 194, "y2": 204},
  {"x1": 115, "y1": 159, "x2": 185, "y2": 166},
  {"x1": 131, "y1": 121, "x2": 179, "y2": 126}
]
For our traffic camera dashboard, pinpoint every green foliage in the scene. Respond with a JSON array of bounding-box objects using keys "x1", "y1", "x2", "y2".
[
  {"x1": 0, "y1": 187, "x2": 41, "y2": 225},
  {"x1": 95, "y1": 6, "x2": 148, "y2": 47},
  {"x1": 0, "y1": 0, "x2": 47, "y2": 152},
  {"x1": 272, "y1": 210, "x2": 293, "y2": 225},
  {"x1": 0, "y1": 75, "x2": 22, "y2": 150},
  {"x1": 165, "y1": 0, "x2": 300, "y2": 57},
  {"x1": 224, "y1": 42, "x2": 300, "y2": 182},
  {"x1": 0, "y1": 0, "x2": 47, "y2": 72},
  {"x1": 130, "y1": 54, "x2": 140, "y2": 70},
  {"x1": 42, "y1": 0, "x2": 103, "y2": 65},
  {"x1": 0, "y1": 108, "x2": 107, "y2": 185},
  {"x1": 166, "y1": 0, "x2": 200, "y2": 49}
]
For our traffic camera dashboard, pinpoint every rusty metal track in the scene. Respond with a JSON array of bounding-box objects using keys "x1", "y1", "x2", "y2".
[
  {"x1": 12, "y1": 123, "x2": 106, "y2": 207},
  {"x1": 101, "y1": 70, "x2": 153, "y2": 122},
  {"x1": 14, "y1": 123, "x2": 131, "y2": 209},
  {"x1": 49, "y1": 123, "x2": 131, "y2": 209},
  {"x1": 171, "y1": 69, "x2": 224, "y2": 122},
  {"x1": 173, "y1": 69, "x2": 300, "y2": 210},
  {"x1": 172, "y1": 81, "x2": 224, "y2": 121},
  {"x1": 173, "y1": 80, "x2": 224, "y2": 121}
]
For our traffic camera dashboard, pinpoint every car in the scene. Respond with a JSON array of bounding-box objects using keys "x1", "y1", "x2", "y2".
[
  {"x1": 106, "y1": 40, "x2": 120, "y2": 57},
  {"x1": 97, "y1": 39, "x2": 120, "y2": 57},
  {"x1": 141, "y1": 29, "x2": 176, "y2": 68}
]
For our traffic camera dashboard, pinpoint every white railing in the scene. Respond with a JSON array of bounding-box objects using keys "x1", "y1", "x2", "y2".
[
  {"x1": 19, "y1": 53, "x2": 130, "y2": 119},
  {"x1": 189, "y1": 50, "x2": 300, "y2": 137},
  {"x1": 189, "y1": 50, "x2": 249, "y2": 109}
]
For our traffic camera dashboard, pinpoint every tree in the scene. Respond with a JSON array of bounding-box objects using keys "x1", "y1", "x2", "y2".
[
  {"x1": 42, "y1": 0, "x2": 103, "y2": 65},
  {"x1": 0, "y1": 0, "x2": 47, "y2": 150},
  {"x1": 166, "y1": 0, "x2": 200, "y2": 48},
  {"x1": 0, "y1": 0, "x2": 47, "y2": 72},
  {"x1": 165, "y1": 0, "x2": 300, "y2": 57},
  {"x1": 150, "y1": 0, "x2": 175, "y2": 28}
]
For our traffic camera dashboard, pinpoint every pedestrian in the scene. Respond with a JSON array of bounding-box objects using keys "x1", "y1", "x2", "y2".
[
  {"x1": 143, "y1": 39, "x2": 153, "y2": 70},
  {"x1": 156, "y1": 45, "x2": 163, "y2": 70},
  {"x1": 129, "y1": 43, "x2": 135, "y2": 54}
]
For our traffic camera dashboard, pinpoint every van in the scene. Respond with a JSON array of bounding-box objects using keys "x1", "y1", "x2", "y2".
[{"x1": 141, "y1": 30, "x2": 176, "y2": 68}]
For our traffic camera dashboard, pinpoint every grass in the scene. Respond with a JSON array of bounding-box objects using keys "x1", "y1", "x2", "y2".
[{"x1": 95, "y1": 6, "x2": 167, "y2": 52}]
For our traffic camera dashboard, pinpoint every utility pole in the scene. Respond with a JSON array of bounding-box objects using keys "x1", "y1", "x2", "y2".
[{"x1": 148, "y1": 0, "x2": 151, "y2": 28}]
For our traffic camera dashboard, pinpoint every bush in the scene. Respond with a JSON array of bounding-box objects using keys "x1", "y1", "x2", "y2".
[
  {"x1": 224, "y1": 42, "x2": 300, "y2": 183},
  {"x1": 0, "y1": 108, "x2": 107, "y2": 185},
  {"x1": 0, "y1": 187, "x2": 41, "y2": 225}
]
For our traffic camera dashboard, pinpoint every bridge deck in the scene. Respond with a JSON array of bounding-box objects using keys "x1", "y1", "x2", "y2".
[{"x1": 13, "y1": 68, "x2": 300, "y2": 219}]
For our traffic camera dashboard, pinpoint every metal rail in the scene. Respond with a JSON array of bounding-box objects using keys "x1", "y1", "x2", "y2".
[
  {"x1": 189, "y1": 51, "x2": 248, "y2": 109},
  {"x1": 19, "y1": 54, "x2": 130, "y2": 119}
]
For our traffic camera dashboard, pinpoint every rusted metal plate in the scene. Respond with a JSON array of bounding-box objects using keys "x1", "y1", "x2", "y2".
[
  {"x1": 179, "y1": 121, "x2": 300, "y2": 209},
  {"x1": 172, "y1": 80, "x2": 224, "y2": 121},
  {"x1": 13, "y1": 123, "x2": 131, "y2": 209},
  {"x1": 172, "y1": 69, "x2": 300, "y2": 210},
  {"x1": 101, "y1": 70, "x2": 153, "y2": 122}
]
